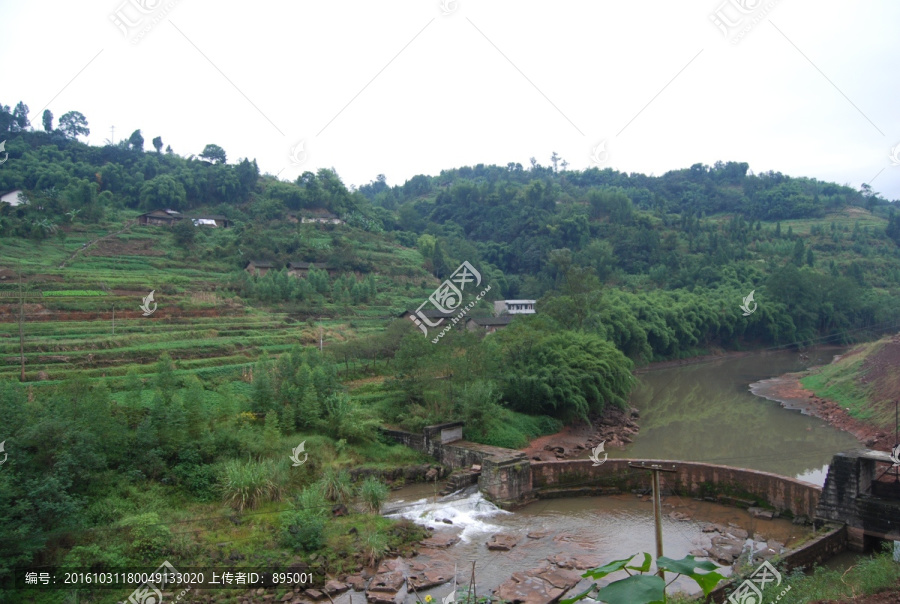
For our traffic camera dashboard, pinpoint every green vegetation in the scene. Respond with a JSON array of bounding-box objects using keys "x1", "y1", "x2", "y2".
[
  {"x1": 2, "y1": 101, "x2": 900, "y2": 601},
  {"x1": 725, "y1": 547, "x2": 900, "y2": 604},
  {"x1": 800, "y1": 335, "x2": 899, "y2": 429},
  {"x1": 562, "y1": 552, "x2": 725, "y2": 604}
]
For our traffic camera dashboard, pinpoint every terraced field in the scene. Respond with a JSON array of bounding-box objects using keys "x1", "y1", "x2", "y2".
[{"x1": 0, "y1": 212, "x2": 435, "y2": 388}]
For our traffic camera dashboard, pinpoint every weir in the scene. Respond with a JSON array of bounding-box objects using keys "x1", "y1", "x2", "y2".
[{"x1": 384, "y1": 424, "x2": 900, "y2": 553}]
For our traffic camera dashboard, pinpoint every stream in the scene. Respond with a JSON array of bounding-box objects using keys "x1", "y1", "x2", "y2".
[{"x1": 342, "y1": 348, "x2": 861, "y2": 603}]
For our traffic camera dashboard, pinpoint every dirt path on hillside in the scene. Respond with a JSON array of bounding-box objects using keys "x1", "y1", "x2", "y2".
[{"x1": 58, "y1": 219, "x2": 136, "y2": 269}]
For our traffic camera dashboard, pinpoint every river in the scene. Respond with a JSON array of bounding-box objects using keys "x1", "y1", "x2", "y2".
[
  {"x1": 615, "y1": 347, "x2": 860, "y2": 485},
  {"x1": 361, "y1": 349, "x2": 858, "y2": 603}
]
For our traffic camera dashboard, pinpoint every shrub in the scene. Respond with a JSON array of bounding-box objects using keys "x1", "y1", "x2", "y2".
[
  {"x1": 220, "y1": 458, "x2": 287, "y2": 511},
  {"x1": 279, "y1": 509, "x2": 325, "y2": 552},
  {"x1": 294, "y1": 483, "x2": 329, "y2": 517},
  {"x1": 357, "y1": 477, "x2": 389, "y2": 514},
  {"x1": 321, "y1": 467, "x2": 354, "y2": 505}
]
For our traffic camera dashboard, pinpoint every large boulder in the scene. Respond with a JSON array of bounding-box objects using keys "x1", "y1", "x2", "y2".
[{"x1": 494, "y1": 564, "x2": 582, "y2": 604}]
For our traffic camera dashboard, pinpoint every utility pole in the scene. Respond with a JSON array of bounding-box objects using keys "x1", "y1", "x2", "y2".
[
  {"x1": 319, "y1": 325, "x2": 323, "y2": 352},
  {"x1": 110, "y1": 125, "x2": 115, "y2": 145},
  {"x1": 112, "y1": 304, "x2": 116, "y2": 335},
  {"x1": 629, "y1": 462, "x2": 677, "y2": 579}
]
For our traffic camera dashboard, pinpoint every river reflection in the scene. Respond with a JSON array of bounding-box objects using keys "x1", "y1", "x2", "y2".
[{"x1": 616, "y1": 349, "x2": 860, "y2": 484}]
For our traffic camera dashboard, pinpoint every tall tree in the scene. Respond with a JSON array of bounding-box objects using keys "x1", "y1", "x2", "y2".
[
  {"x1": 11, "y1": 102, "x2": 29, "y2": 131},
  {"x1": 128, "y1": 129, "x2": 144, "y2": 151},
  {"x1": 152, "y1": 136, "x2": 163, "y2": 153},
  {"x1": 41, "y1": 109, "x2": 53, "y2": 132},
  {"x1": 58, "y1": 111, "x2": 90, "y2": 139},
  {"x1": 200, "y1": 144, "x2": 227, "y2": 164}
]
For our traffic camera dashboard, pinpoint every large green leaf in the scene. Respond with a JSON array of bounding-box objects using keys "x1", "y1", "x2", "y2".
[
  {"x1": 625, "y1": 552, "x2": 652, "y2": 573},
  {"x1": 595, "y1": 575, "x2": 665, "y2": 604},
  {"x1": 657, "y1": 554, "x2": 726, "y2": 596},
  {"x1": 559, "y1": 583, "x2": 597, "y2": 604},
  {"x1": 583, "y1": 554, "x2": 640, "y2": 580}
]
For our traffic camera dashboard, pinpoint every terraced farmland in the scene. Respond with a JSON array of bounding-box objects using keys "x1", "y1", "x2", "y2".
[{"x1": 0, "y1": 212, "x2": 435, "y2": 388}]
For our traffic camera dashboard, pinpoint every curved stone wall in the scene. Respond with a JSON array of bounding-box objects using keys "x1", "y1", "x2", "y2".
[{"x1": 530, "y1": 459, "x2": 822, "y2": 518}]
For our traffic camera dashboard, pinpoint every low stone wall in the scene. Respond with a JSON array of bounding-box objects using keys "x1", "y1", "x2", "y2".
[
  {"x1": 532, "y1": 459, "x2": 822, "y2": 518},
  {"x1": 707, "y1": 524, "x2": 847, "y2": 603}
]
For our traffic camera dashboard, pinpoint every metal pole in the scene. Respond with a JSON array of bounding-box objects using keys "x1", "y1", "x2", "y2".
[
  {"x1": 652, "y1": 468, "x2": 663, "y2": 577},
  {"x1": 629, "y1": 462, "x2": 677, "y2": 580}
]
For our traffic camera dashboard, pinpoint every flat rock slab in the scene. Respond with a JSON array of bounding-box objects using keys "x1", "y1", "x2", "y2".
[
  {"x1": 487, "y1": 533, "x2": 519, "y2": 551},
  {"x1": 421, "y1": 533, "x2": 460, "y2": 549},
  {"x1": 748, "y1": 507, "x2": 775, "y2": 520},
  {"x1": 547, "y1": 554, "x2": 605, "y2": 570},
  {"x1": 367, "y1": 571, "x2": 405, "y2": 593},
  {"x1": 495, "y1": 565, "x2": 582, "y2": 604},
  {"x1": 345, "y1": 575, "x2": 367, "y2": 591},
  {"x1": 407, "y1": 560, "x2": 457, "y2": 591},
  {"x1": 527, "y1": 530, "x2": 552, "y2": 539},
  {"x1": 323, "y1": 580, "x2": 349, "y2": 595},
  {"x1": 701, "y1": 523, "x2": 726, "y2": 533}
]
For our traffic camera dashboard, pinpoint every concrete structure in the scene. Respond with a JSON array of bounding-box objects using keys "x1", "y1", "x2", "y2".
[
  {"x1": 382, "y1": 426, "x2": 900, "y2": 601},
  {"x1": 382, "y1": 422, "x2": 532, "y2": 507},
  {"x1": 816, "y1": 449, "x2": 900, "y2": 551},
  {"x1": 494, "y1": 299, "x2": 536, "y2": 315}
]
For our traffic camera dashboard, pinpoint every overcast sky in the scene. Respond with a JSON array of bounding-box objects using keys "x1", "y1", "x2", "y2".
[{"x1": 2, "y1": 1, "x2": 899, "y2": 200}]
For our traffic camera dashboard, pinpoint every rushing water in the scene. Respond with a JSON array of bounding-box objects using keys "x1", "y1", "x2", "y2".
[
  {"x1": 380, "y1": 484, "x2": 809, "y2": 602},
  {"x1": 613, "y1": 348, "x2": 861, "y2": 485}
]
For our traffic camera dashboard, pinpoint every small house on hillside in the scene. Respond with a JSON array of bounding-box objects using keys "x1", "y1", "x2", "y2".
[
  {"x1": 0, "y1": 189, "x2": 27, "y2": 206},
  {"x1": 300, "y1": 209, "x2": 344, "y2": 225},
  {"x1": 466, "y1": 315, "x2": 514, "y2": 334},
  {"x1": 138, "y1": 209, "x2": 183, "y2": 226},
  {"x1": 287, "y1": 261, "x2": 338, "y2": 278},
  {"x1": 494, "y1": 299, "x2": 536, "y2": 315},
  {"x1": 192, "y1": 214, "x2": 232, "y2": 228},
  {"x1": 245, "y1": 260, "x2": 275, "y2": 277}
]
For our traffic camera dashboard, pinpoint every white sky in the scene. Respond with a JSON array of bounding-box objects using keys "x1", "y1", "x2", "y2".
[{"x1": 1, "y1": 1, "x2": 899, "y2": 200}]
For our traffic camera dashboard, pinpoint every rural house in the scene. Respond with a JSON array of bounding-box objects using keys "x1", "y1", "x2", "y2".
[
  {"x1": 300, "y1": 209, "x2": 344, "y2": 225},
  {"x1": 245, "y1": 260, "x2": 275, "y2": 277},
  {"x1": 466, "y1": 315, "x2": 514, "y2": 334},
  {"x1": 493, "y1": 299, "x2": 536, "y2": 315},
  {"x1": 138, "y1": 209, "x2": 183, "y2": 226},
  {"x1": 287, "y1": 261, "x2": 338, "y2": 277}
]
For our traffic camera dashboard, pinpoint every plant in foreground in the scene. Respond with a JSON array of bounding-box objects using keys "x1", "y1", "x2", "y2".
[{"x1": 561, "y1": 552, "x2": 725, "y2": 604}]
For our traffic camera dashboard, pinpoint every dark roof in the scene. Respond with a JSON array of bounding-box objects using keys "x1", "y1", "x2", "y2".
[
  {"x1": 468, "y1": 316, "x2": 514, "y2": 326},
  {"x1": 246, "y1": 260, "x2": 274, "y2": 268},
  {"x1": 400, "y1": 309, "x2": 457, "y2": 319},
  {"x1": 139, "y1": 209, "x2": 180, "y2": 218}
]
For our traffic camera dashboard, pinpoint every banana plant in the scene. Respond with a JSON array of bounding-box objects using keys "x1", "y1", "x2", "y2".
[{"x1": 561, "y1": 553, "x2": 725, "y2": 604}]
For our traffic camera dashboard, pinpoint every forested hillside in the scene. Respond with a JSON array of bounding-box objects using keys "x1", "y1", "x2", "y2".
[{"x1": 2, "y1": 101, "x2": 900, "y2": 601}]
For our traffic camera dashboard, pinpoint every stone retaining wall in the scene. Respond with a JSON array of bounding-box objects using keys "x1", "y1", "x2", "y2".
[
  {"x1": 532, "y1": 459, "x2": 821, "y2": 519},
  {"x1": 707, "y1": 524, "x2": 847, "y2": 603}
]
